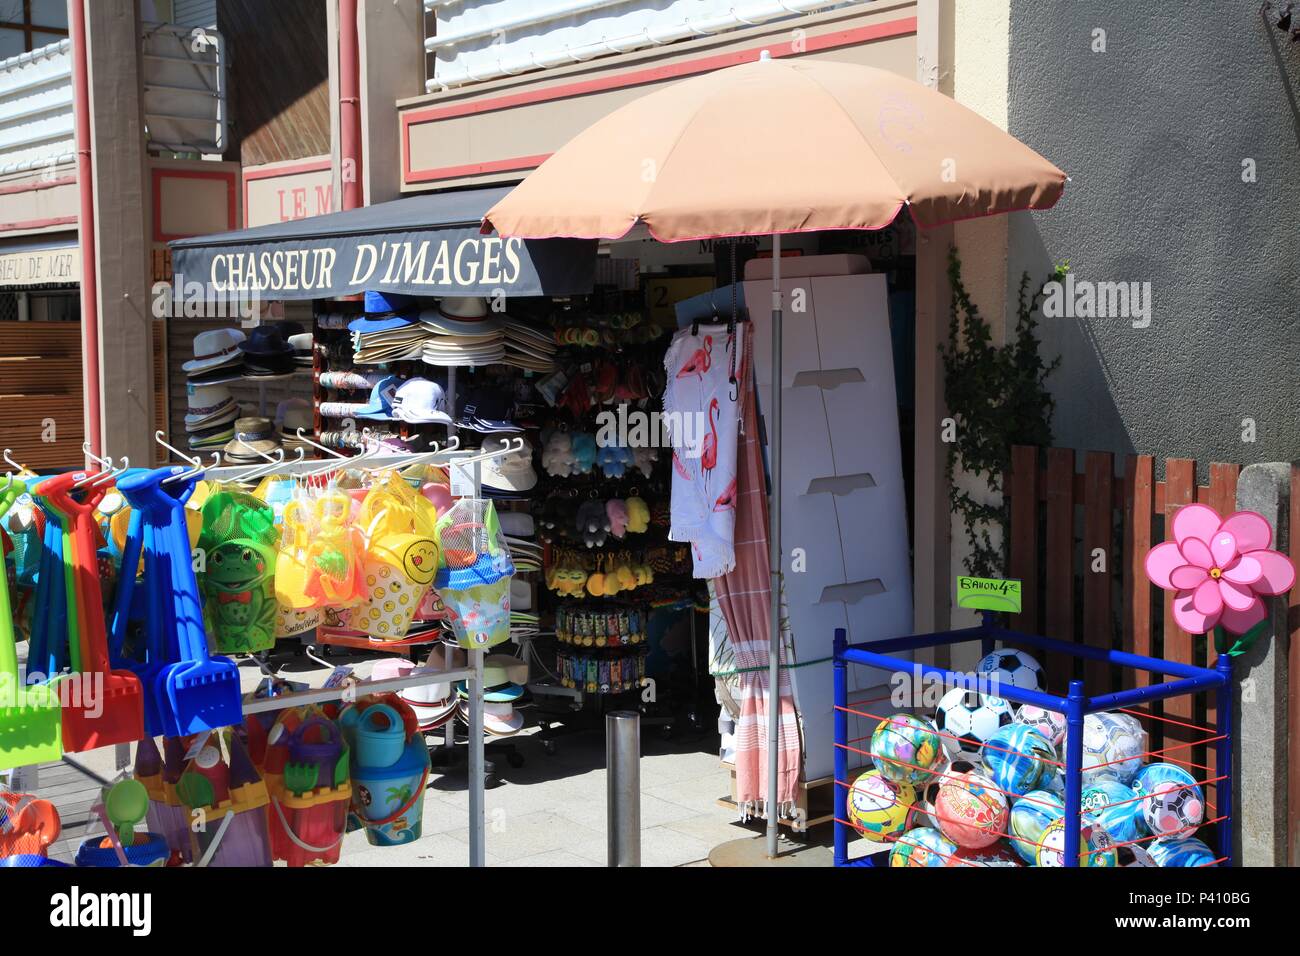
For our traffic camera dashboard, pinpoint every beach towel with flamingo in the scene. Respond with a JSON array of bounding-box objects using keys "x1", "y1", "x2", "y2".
[{"x1": 662, "y1": 322, "x2": 745, "y2": 578}]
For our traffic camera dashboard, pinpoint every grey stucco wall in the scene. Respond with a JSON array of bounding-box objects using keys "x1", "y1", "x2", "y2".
[{"x1": 1007, "y1": 1, "x2": 1300, "y2": 474}]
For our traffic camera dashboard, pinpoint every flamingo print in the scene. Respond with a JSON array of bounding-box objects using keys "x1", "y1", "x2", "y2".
[
  {"x1": 712, "y1": 477, "x2": 737, "y2": 511},
  {"x1": 700, "y1": 398, "x2": 720, "y2": 490},
  {"x1": 675, "y1": 335, "x2": 713, "y2": 379},
  {"x1": 672, "y1": 450, "x2": 692, "y2": 480}
]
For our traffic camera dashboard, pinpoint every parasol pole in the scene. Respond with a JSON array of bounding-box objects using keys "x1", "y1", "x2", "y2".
[{"x1": 766, "y1": 230, "x2": 783, "y2": 858}]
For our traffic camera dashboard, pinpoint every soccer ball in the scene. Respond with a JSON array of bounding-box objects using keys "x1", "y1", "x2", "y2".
[
  {"x1": 1132, "y1": 763, "x2": 1204, "y2": 838},
  {"x1": 1036, "y1": 816, "x2": 1118, "y2": 867},
  {"x1": 945, "y1": 841, "x2": 1022, "y2": 867},
  {"x1": 1148, "y1": 835, "x2": 1217, "y2": 867},
  {"x1": 847, "y1": 770, "x2": 915, "y2": 842},
  {"x1": 1015, "y1": 704, "x2": 1067, "y2": 746},
  {"x1": 1080, "y1": 778, "x2": 1144, "y2": 844},
  {"x1": 934, "y1": 770, "x2": 1008, "y2": 849},
  {"x1": 1081, "y1": 711, "x2": 1147, "y2": 784},
  {"x1": 870, "y1": 714, "x2": 944, "y2": 786},
  {"x1": 1008, "y1": 789, "x2": 1064, "y2": 864},
  {"x1": 975, "y1": 648, "x2": 1045, "y2": 695},
  {"x1": 935, "y1": 687, "x2": 1014, "y2": 761},
  {"x1": 888, "y1": 826, "x2": 956, "y2": 867},
  {"x1": 981, "y1": 723, "x2": 1056, "y2": 796}
]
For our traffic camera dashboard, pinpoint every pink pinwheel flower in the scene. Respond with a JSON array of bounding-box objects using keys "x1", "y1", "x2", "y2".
[{"x1": 1145, "y1": 504, "x2": 1295, "y2": 635}]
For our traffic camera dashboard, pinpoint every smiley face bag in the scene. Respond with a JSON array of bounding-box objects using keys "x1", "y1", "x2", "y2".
[{"x1": 352, "y1": 473, "x2": 440, "y2": 641}]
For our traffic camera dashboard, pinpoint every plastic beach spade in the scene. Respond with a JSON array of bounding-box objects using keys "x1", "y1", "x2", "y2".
[
  {"x1": 37, "y1": 472, "x2": 143, "y2": 753},
  {"x1": 0, "y1": 477, "x2": 62, "y2": 770},
  {"x1": 154, "y1": 469, "x2": 241, "y2": 734},
  {"x1": 104, "y1": 778, "x2": 149, "y2": 848},
  {"x1": 117, "y1": 469, "x2": 185, "y2": 735}
]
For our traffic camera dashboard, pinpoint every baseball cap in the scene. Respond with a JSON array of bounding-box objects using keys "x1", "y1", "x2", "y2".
[
  {"x1": 457, "y1": 388, "x2": 522, "y2": 433},
  {"x1": 391, "y1": 377, "x2": 453, "y2": 424},
  {"x1": 354, "y1": 374, "x2": 401, "y2": 419}
]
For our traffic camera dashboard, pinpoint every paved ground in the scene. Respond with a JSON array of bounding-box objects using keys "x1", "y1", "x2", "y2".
[{"x1": 338, "y1": 723, "x2": 762, "y2": 867}]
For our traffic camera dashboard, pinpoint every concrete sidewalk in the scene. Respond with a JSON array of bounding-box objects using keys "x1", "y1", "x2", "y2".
[{"x1": 338, "y1": 723, "x2": 756, "y2": 867}]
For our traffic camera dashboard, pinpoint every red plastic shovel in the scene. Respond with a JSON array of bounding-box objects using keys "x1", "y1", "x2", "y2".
[{"x1": 37, "y1": 472, "x2": 143, "y2": 752}]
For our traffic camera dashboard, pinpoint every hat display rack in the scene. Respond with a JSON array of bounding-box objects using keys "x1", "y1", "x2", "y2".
[
  {"x1": 528, "y1": 284, "x2": 707, "y2": 753},
  {"x1": 175, "y1": 311, "x2": 315, "y2": 474}
]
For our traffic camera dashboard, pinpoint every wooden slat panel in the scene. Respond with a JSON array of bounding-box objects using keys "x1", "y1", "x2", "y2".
[
  {"x1": 1124, "y1": 456, "x2": 1154, "y2": 684},
  {"x1": 0, "y1": 322, "x2": 83, "y2": 469},
  {"x1": 1289, "y1": 464, "x2": 1299, "y2": 865},
  {"x1": 1043, "y1": 447, "x2": 1074, "y2": 693},
  {"x1": 1008, "y1": 445, "x2": 1039, "y2": 635},
  {"x1": 1082, "y1": 451, "x2": 1114, "y2": 693},
  {"x1": 1198, "y1": 462, "x2": 1239, "y2": 799},
  {"x1": 1161, "y1": 459, "x2": 1196, "y2": 760},
  {"x1": 218, "y1": 0, "x2": 331, "y2": 167}
]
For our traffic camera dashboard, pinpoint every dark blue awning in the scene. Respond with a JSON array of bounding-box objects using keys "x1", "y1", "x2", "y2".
[{"x1": 168, "y1": 186, "x2": 595, "y2": 300}]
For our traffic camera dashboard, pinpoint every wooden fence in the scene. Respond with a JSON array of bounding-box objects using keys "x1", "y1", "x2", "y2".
[{"x1": 1004, "y1": 445, "x2": 1299, "y2": 854}]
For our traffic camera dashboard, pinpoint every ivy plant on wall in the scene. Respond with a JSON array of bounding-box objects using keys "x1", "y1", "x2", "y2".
[{"x1": 941, "y1": 246, "x2": 1063, "y2": 578}]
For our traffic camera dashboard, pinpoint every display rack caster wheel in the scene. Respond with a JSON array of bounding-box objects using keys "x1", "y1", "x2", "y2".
[
  {"x1": 507, "y1": 752, "x2": 525, "y2": 769},
  {"x1": 485, "y1": 773, "x2": 500, "y2": 790}
]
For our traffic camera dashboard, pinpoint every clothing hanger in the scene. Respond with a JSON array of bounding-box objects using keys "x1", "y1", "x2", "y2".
[
  {"x1": 302, "y1": 644, "x2": 333, "y2": 671},
  {"x1": 86, "y1": 455, "x2": 129, "y2": 489},
  {"x1": 226, "y1": 447, "x2": 285, "y2": 484},
  {"x1": 74, "y1": 442, "x2": 114, "y2": 488},
  {"x1": 2, "y1": 448, "x2": 29, "y2": 475},
  {"x1": 154, "y1": 430, "x2": 213, "y2": 486},
  {"x1": 165, "y1": 451, "x2": 219, "y2": 487},
  {"x1": 248, "y1": 447, "x2": 305, "y2": 482},
  {"x1": 293, "y1": 427, "x2": 348, "y2": 462}
]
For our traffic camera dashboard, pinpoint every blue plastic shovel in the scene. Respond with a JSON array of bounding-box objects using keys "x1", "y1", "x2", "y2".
[{"x1": 156, "y1": 470, "x2": 242, "y2": 735}]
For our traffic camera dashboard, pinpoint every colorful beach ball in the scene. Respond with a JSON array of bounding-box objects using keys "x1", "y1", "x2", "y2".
[
  {"x1": 1080, "y1": 777, "x2": 1145, "y2": 844},
  {"x1": 1148, "y1": 835, "x2": 1217, "y2": 867},
  {"x1": 975, "y1": 648, "x2": 1045, "y2": 694},
  {"x1": 1132, "y1": 763, "x2": 1204, "y2": 838},
  {"x1": 935, "y1": 686, "x2": 1013, "y2": 761},
  {"x1": 888, "y1": 826, "x2": 957, "y2": 867},
  {"x1": 934, "y1": 770, "x2": 1008, "y2": 849},
  {"x1": 1081, "y1": 711, "x2": 1147, "y2": 785},
  {"x1": 847, "y1": 770, "x2": 915, "y2": 842},
  {"x1": 870, "y1": 714, "x2": 944, "y2": 786},
  {"x1": 1015, "y1": 703, "x2": 1067, "y2": 746},
  {"x1": 981, "y1": 723, "x2": 1056, "y2": 797},
  {"x1": 1040, "y1": 768, "x2": 1066, "y2": 799},
  {"x1": 944, "y1": 841, "x2": 1023, "y2": 867},
  {"x1": 1036, "y1": 816, "x2": 1118, "y2": 867},
  {"x1": 1007, "y1": 789, "x2": 1064, "y2": 864}
]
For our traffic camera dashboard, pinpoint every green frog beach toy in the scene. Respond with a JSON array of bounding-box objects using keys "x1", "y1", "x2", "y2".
[{"x1": 198, "y1": 489, "x2": 279, "y2": 654}]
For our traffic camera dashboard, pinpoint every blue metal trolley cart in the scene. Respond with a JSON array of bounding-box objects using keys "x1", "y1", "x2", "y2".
[{"x1": 833, "y1": 610, "x2": 1232, "y2": 867}]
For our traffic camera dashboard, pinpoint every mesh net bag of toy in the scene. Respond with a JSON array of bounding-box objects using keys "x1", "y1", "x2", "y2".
[{"x1": 435, "y1": 499, "x2": 514, "y2": 649}]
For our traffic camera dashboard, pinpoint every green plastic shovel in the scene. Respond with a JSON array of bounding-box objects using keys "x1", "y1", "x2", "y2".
[
  {"x1": 0, "y1": 477, "x2": 62, "y2": 771},
  {"x1": 104, "y1": 778, "x2": 150, "y2": 848}
]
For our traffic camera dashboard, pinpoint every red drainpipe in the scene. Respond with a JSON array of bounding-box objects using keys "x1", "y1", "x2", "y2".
[
  {"x1": 338, "y1": 0, "x2": 363, "y2": 211},
  {"x1": 69, "y1": 0, "x2": 101, "y2": 461}
]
